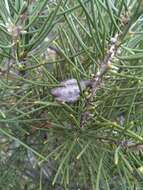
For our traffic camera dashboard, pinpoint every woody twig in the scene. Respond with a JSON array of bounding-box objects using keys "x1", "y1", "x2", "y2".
[{"x1": 80, "y1": 34, "x2": 119, "y2": 128}]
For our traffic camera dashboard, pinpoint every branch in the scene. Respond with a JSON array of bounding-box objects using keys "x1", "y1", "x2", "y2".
[
  {"x1": 100, "y1": 137, "x2": 143, "y2": 152},
  {"x1": 80, "y1": 34, "x2": 119, "y2": 128}
]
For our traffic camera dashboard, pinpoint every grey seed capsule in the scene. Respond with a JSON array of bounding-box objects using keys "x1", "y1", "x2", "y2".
[
  {"x1": 60, "y1": 78, "x2": 77, "y2": 85},
  {"x1": 56, "y1": 94, "x2": 80, "y2": 102},
  {"x1": 51, "y1": 78, "x2": 92, "y2": 103}
]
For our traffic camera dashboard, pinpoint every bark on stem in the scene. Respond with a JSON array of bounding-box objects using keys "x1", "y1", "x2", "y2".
[{"x1": 80, "y1": 34, "x2": 119, "y2": 128}]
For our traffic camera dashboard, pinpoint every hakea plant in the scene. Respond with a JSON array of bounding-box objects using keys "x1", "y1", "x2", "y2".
[{"x1": 1, "y1": 1, "x2": 143, "y2": 190}]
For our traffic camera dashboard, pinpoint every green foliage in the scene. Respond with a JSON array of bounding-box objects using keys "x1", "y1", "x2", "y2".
[{"x1": 0, "y1": 0, "x2": 143, "y2": 189}]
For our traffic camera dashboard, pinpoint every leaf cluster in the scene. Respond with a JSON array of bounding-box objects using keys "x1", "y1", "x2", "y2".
[{"x1": 0, "y1": 0, "x2": 143, "y2": 189}]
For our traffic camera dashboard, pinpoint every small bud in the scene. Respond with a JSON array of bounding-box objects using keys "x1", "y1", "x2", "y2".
[
  {"x1": 130, "y1": 121, "x2": 134, "y2": 126},
  {"x1": 18, "y1": 63, "x2": 25, "y2": 71},
  {"x1": 84, "y1": 91, "x2": 89, "y2": 96},
  {"x1": 110, "y1": 37, "x2": 117, "y2": 44},
  {"x1": 6, "y1": 23, "x2": 26, "y2": 38},
  {"x1": 20, "y1": 30, "x2": 27, "y2": 34},
  {"x1": 108, "y1": 64, "x2": 119, "y2": 73},
  {"x1": 110, "y1": 34, "x2": 118, "y2": 43},
  {"x1": 138, "y1": 80, "x2": 142, "y2": 85},
  {"x1": 107, "y1": 63, "x2": 113, "y2": 69},
  {"x1": 128, "y1": 31, "x2": 135, "y2": 36},
  {"x1": 138, "y1": 166, "x2": 143, "y2": 174}
]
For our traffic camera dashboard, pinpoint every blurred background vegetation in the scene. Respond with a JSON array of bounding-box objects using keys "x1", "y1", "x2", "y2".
[{"x1": 0, "y1": 0, "x2": 143, "y2": 189}]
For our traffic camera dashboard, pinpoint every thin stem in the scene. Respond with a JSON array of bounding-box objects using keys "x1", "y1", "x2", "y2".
[{"x1": 80, "y1": 34, "x2": 119, "y2": 128}]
